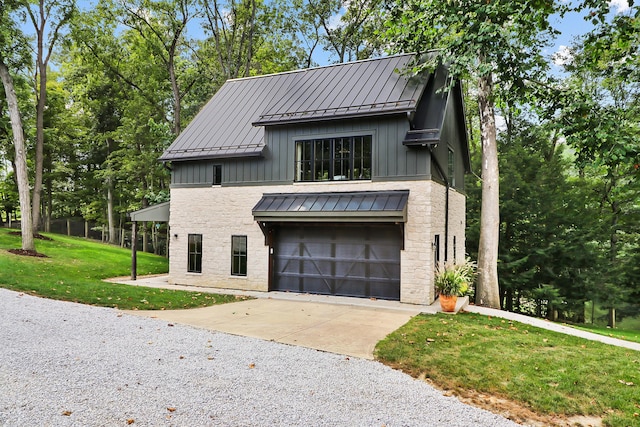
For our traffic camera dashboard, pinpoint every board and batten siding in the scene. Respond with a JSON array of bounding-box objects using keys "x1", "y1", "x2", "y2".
[{"x1": 171, "y1": 116, "x2": 433, "y2": 186}]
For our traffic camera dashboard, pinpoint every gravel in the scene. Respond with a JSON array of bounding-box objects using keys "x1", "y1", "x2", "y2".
[{"x1": 0, "y1": 288, "x2": 520, "y2": 426}]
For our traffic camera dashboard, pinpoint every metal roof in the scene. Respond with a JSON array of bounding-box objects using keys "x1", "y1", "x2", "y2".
[
  {"x1": 252, "y1": 190, "x2": 409, "y2": 223},
  {"x1": 160, "y1": 54, "x2": 431, "y2": 162},
  {"x1": 129, "y1": 201, "x2": 170, "y2": 222},
  {"x1": 252, "y1": 54, "x2": 428, "y2": 126}
]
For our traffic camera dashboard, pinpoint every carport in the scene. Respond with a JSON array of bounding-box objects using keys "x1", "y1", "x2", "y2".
[{"x1": 128, "y1": 202, "x2": 170, "y2": 280}]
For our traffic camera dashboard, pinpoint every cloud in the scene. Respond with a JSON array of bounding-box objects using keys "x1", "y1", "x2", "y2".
[
  {"x1": 608, "y1": 0, "x2": 631, "y2": 13},
  {"x1": 553, "y1": 45, "x2": 574, "y2": 66}
]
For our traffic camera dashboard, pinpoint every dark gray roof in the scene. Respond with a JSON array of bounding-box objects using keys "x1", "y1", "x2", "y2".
[
  {"x1": 253, "y1": 55, "x2": 427, "y2": 126},
  {"x1": 252, "y1": 190, "x2": 409, "y2": 223},
  {"x1": 160, "y1": 54, "x2": 430, "y2": 162}
]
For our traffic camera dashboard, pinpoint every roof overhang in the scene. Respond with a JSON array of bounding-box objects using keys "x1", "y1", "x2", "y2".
[
  {"x1": 252, "y1": 190, "x2": 409, "y2": 223},
  {"x1": 158, "y1": 145, "x2": 265, "y2": 162},
  {"x1": 129, "y1": 201, "x2": 170, "y2": 222}
]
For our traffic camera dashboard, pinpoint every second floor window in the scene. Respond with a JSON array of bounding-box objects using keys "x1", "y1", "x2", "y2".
[{"x1": 295, "y1": 135, "x2": 372, "y2": 182}]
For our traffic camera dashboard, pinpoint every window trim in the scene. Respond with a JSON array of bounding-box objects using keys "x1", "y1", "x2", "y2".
[
  {"x1": 187, "y1": 234, "x2": 203, "y2": 273},
  {"x1": 231, "y1": 235, "x2": 247, "y2": 276},
  {"x1": 294, "y1": 134, "x2": 373, "y2": 182}
]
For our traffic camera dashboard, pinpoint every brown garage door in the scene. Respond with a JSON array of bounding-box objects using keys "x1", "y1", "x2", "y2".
[{"x1": 271, "y1": 224, "x2": 401, "y2": 300}]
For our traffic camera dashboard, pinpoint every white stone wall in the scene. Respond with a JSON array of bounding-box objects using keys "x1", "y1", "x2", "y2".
[{"x1": 168, "y1": 180, "x2": 466, "y2": 305}]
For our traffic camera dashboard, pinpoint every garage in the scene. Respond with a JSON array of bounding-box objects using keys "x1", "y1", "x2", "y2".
[
  {"x1": 252, "y1": 190, "x2": 409, "y2": 301},
  {"x1": 271, "y1": 224, "x2": 402, "y2": 300}
]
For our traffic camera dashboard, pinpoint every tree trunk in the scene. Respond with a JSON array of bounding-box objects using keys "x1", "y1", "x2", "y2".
[
  {"x1": 142, "y1": 222, "x2": 148, "y2": 253},
  {"x1": 476, "y1": 72, "x2": 501, "y2": 309},
  {"x1": 0, "y1": 59, "x2": 35, "y2": 251},
  {"x1": 32, "y1": 25, "x2": 47, "y2": 236},
  {"x1": 107, "y1": 178, "x2": 116, "y2": 244},
  {"x1": 168, "y1": 54, "x2": 181, "y2": 135},
  {"x1": 608, "y1": 307, "x2": 616, "y2": 329}
]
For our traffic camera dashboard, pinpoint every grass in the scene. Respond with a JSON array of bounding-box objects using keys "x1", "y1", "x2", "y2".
[
  {"x1": 570, "y1": 323, "x2": 640, "y2": 344},
  {"x1": 375, "y1": 312, "x2": 640, "y2": 427},
  {"x1": 0, "y1": 228, "x2": 244, "y2": 310}
]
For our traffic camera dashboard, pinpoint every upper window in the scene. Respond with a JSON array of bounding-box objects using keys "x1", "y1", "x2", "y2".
[
  {"x1": 447, "y1": 148, "x2": 455, "y2": 187},
  {"x1": 231, "y1": 235, "x2": 247, "y2": 276},
  {"x1": 188, "y1": 234, "x2": 202, "y2": 273},
  {"x1": 295, "y1": 135, "x2": 372, "y2": 182},
  {"x1": 213, "y1": 164, "x2": 222, "y2": 185}
]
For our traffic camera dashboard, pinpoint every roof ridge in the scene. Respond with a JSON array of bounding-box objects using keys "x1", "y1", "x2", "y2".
[{"x1": 226, "y1": 53, "x2": 416, "y2": 83}]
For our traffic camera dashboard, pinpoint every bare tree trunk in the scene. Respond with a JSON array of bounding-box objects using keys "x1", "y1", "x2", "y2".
[
  {"x1": 30, "y1": 1, "x2": 47, "y2": 236},
  {"x1": 142, "y1": 222, "x2": 148, "y2": 253},
  {"x1": 0, "y1": 60, "x2": 35, "y2": 251},
  {"x1": 107, "y1": 178, "x2": 116, "y2": 244},
  {"x1": 476, "y1": 72, "x2": 501, "y2": 309}
]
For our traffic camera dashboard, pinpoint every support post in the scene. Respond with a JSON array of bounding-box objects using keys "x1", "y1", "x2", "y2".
[{"x1": 131, "y1": 221, "x2": 137, "y2": 280}]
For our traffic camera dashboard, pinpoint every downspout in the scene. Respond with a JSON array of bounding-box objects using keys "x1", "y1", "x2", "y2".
[{"x1": 430, "y1": 147, "x2": 449, "y2": 262}]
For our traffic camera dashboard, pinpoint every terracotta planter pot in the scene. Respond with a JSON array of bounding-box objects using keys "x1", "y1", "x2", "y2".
[{"x1": 439, "y1": 294, "x2": 458, "y2": 312}]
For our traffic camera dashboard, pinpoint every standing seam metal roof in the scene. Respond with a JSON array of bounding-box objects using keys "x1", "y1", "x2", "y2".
[
  {"x1": 160, "y1": 54, "x2": 431, "y2": 162},
  {"x1": 252, "y1": 190, "x2": 410, "y2": 223}
]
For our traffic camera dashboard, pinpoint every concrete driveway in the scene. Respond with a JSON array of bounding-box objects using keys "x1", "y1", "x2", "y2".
[{"x1": 116, "y1": 276, "x2": 427, "y2": 360}]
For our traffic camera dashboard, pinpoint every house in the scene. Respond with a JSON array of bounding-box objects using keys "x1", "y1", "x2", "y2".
[{"x1": 159, "y1": 53, "x2": 471, "y2": 305}]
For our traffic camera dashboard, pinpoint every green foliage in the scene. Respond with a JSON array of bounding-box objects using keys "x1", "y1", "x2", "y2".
[
  {"x1": 382, "y1": 0, "x2": 563, "y2": 97},
  {"x1": 376, "y1": 313, "x2": 640, "y2": 426},
  {"x1": 434, "y1": 258, "x2": 476, "y2": 296},
  {"x1": 0, "y1": 228, "x2": 243, "y2": 310}
]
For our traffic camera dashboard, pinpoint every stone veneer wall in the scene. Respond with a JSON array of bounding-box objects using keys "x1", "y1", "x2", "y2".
[{"x1": 168, "y1": 180, "x2": 465, "y2": 305}]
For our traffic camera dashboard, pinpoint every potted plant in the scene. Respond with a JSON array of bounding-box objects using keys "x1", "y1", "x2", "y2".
[{"x1": 434, "y1": 258, "x2": 476, "y2": 312}]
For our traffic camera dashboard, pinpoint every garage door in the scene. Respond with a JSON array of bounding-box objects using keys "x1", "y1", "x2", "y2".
[{"x1": 271, "y1": 225, "x2": 401, "y2": 300}]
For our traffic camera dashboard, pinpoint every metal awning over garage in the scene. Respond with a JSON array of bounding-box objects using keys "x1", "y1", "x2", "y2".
[{"x1": 252, "y1": 190, "x2": 409, "y2": 223}]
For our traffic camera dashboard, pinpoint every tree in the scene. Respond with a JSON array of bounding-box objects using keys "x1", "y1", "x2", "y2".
[
  {"x1": 105, "y1": 0, "x2": 199, "y2": 135},
  {"x1": 25, "y1": 0, "x2": 75, "y2": 235},
  {"x1": 0, "y1": 63, "x2": 34, "y2": 251},
  {"x1": 274, "y1": 0, "x2": 384, "y2": 66},
  {"x1": 383, "y1": 0, "x2": 565, "y2": 308},
  {"x1": 557, "y1": 5, "x2": 640, "y2": 326},
  {"x1": 0, "y1": 0, "x2": 35, "y2": 251}
]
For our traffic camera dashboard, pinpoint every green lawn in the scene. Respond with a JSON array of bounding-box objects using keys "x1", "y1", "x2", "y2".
[
  {"x1": 0, "y1": 228, "x2": 244, "y2": 310},
  {"x1": 375, "y1": 312, "x2": 640, "y2": 427},
  {"x1": 570, "y1": 323, "x2": 640, "y2": 344}
]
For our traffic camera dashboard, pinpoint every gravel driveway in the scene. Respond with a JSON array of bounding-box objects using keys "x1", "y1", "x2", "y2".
[{"x1": 0, "y1": 289, "x2": 519, "y2": 426}]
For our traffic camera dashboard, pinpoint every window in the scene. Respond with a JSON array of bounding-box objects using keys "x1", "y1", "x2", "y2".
[
  {"x1": 295, "y1": 135, "x2": 372, "y2": 182},
  {"x1": 188, "y1": 234, "x2": 202, "y2": 273},
  {"x1": 433, "y1": 234, "x2": 440, "y2": 268},
  {"x1": 231, "y1": 235, "x2": 247, "y2": 276},
  {"x1": 213, "y1": 164, "x2": 222, "y2": 185},
  {"x1": 453, "y1": 236, "x2": 457, "y2": 262},
  {"x1": 447, "y1": 148, "x2": 455, "y2": 187}
]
